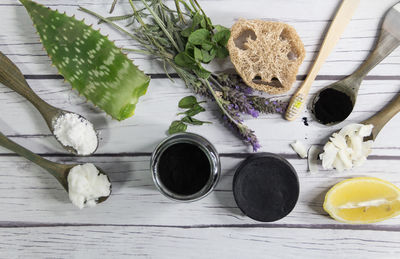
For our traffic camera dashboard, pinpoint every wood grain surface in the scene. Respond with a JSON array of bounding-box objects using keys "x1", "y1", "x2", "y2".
[{"x1": 1, "y1": 0, "x2": 400, "y2": 258}]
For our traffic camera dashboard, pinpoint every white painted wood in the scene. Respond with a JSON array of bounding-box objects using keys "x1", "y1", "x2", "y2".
[
  {"x1": 0, "y1": 156, "x2": 399, "y2": 226},
  {"x1": 0, "y1": 226, "x2": 399, "y2": 258},
  {"x1": 0, "y1": 0, "x2": 400, "y2": 258},
  {"x1": 1, "y1": 0, "x2": 400, "y2": 76},
  {"x1": 1, "y1": 78, "x2": 400, "y2": 155}
]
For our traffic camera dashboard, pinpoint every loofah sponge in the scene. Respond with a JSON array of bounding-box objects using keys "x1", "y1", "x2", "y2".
[{"x1": 227, "y1": 19, "x2": 305, "y2": 95}]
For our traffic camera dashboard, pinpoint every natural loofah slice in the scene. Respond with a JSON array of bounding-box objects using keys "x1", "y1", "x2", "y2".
[
  {"x1": 20, "y1": 0, "x2": 150, "y2": 120},
  {"x1": 227, "y1": 19, "x2": 305, "y2": 95}
]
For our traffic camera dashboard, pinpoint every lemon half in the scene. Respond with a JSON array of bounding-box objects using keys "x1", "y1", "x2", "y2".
[{"x1": 323, "y1": 177, "x2": 400, "y2": 224}]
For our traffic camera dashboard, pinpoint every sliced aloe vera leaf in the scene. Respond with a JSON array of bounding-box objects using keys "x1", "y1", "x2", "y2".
[{"x1": 20, "y1": 0, "x2": 150, "y2": 120}]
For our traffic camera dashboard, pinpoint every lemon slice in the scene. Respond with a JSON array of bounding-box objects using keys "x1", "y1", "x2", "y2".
[{"x1": 324, "y1": 177, "x2": 400, "y2": 224}]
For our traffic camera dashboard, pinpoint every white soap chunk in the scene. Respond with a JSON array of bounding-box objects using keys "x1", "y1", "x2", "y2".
[
  {"x1": 359, "y1": 124, "x2": 373, "y2": 137},
  {"x1": 54, "y1": 113, "x2": 98, "y2": 155},
  {"x1": 320, "y1": 142, "x2": 338, "y2": 169},
  {"x1": 291, "y1": 140, "x2": 308, "y2": 158},
  {"x1": 320, "y1": 123, "x2": 374, "y2": 172},
  {"x1": 68, "y1": 163, "x2": 111, "y2": 209},
  {"x1": 307, "y1": 145, "x2": 321, "y2": 173}
]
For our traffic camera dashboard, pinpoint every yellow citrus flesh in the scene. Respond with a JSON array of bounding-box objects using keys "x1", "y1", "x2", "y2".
[{"x1": 323, "y1": 177, "x2": 400, "y2": 224}]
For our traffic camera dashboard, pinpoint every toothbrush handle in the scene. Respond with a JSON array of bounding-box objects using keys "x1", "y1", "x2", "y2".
[{"x1": 285, "y1": 0, "x2": 360, "y2": 121}]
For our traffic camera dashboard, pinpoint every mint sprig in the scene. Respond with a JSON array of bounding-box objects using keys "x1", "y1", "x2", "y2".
[{"x1": 168, "y1": 95, "x2": 211, "y2": 134}]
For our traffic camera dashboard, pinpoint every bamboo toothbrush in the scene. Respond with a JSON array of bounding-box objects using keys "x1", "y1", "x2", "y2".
[{"x1": 285, "y1": 0, "x2": 360, "y2": 121}]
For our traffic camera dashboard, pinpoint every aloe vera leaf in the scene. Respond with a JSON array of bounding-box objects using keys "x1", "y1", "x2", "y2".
[{"x1": 20, "y1": 0, "x2": 150, "y2": 121}]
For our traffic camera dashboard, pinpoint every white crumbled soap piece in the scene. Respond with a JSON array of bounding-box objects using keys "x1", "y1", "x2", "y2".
[
  {"x1": 333, "y1": 156, "x2": 345, "y2": 172},
  {"x1": 330, "y1": 133, "x2": 347, "y2": 150},
  {"x1": 291, "y1": 140, "x2": 308, "y2": 158},
  {"x1": 68, "y1": 163, "x2": 111, "y2": 209},
  {"x1": 307, "y1": 145, "x2": 321, "y2": 173},
  {"x1": 358, "y1": 124, "x2": 373, "y2": 137},
  {"x1": 338, "y1": 123, "x2": 363, "y2": 137},
  {"x1": 53, "y1": 113, "x2": 98, "y2": 155},
  {"x1": 320, "y1": 123, "x2": 374, "y2": 172},
  {"x1": 320, "y1": 142, "x2": 338, "y2": 169},
  {"x1": 349, "y1": 134, "x2": 363, "y2": 160}
]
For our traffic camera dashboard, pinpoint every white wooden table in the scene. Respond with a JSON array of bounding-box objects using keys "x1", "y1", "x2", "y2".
[{"x1": 1, "y1": 0, "x2": 400, "y2": 258}]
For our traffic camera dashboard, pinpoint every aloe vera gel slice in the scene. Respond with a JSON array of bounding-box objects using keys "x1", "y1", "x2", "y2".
[{"x1": 20, "y1": 0, "x2": 150, "y2": 120}]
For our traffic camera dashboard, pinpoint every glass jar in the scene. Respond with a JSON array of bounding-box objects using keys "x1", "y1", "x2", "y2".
[{"x1": 150, "y1": 132, "x2": 220, "y2": 202}]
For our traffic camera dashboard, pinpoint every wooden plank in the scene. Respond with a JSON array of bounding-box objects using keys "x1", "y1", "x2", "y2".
[
  {"x1": 0, "y1": 155, "x2": 399, "y2": 226},
  {"x1": 0, "y1": 0, "x2": 399, "y2": 75},
  {"x1": 0, "y1": 225, "x2": 399, "y2": 258},
  {"x1": 1, "y1": 78, "x2": 400, "y2": 155}
]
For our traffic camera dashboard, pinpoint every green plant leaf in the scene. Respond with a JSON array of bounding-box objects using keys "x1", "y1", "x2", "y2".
[
  {"x1": 193, "y1": 66, "x2": 211, "y2": 79},
  {"x1": 192, "y1": 12, "x2": 203, "y2": 28},
  {"x1": 20, "y1": 0, "x2": 150, "y2": 121},
  {"x1": 179, "y1": 104, "x2": 205, "y2": 116},
  {"x1": 194, "y1": 47, "x2": 202, "y2": 61},
  {"x1": 215, "y1": 46, "x2": 229, "y2": 58},
  {"x1": 188, "y1": 29, "x2": 210, "y2": 45},
  {"x1": 174, "y1": 52, "x2": 196, "y2": 68},
  {"x1": 200, "y1": 18, "x2": 207, "y2": 28},
  {"x1": 213, "y1": 28, "x2": 230, "y2": 46},
  {"x1": 201, "y1": 49, "x2": 214, "y2": 63},
  {"x1": 181, "y1": 116, "x2": 211, "y2": 125},
  {"x1": 201, "y1": 41, "x2": 214, "y2": 51},
  {"x1": 178, "y1": 96, "x2": 198, "y2": 109},
  {"x1": 181, "y1": 27, "x2": 193, "y2": 37},
  {"x1": 214, "y1": 25, "x2": 229, "y2": 32},
  {"x1": 168, "y1": 120, "x2": 187, "y2": 134}
]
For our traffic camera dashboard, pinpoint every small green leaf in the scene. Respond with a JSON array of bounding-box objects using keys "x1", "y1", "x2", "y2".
[
  {"x1": 178, "y1": 96, "x2": 198, "y2": 109},
  {"x1": 192, "y1": 12, "x2": 203, "y2": 28},
  {"x1": 201, "y1": 49, "x2": 214, "y2": 63},
  {"x1": 168, "y1": 120, "x2": 187, "y2": 135},
  {"x1": 179, "y1": 104, "x2": 205, "y2": 116},
  {"x1": 193, "y1": 66, "x2": 211, "y2": 79},
  {"x1": 213, "y1": 29, "x2": 230, "y2": 46},
  {"x1": 194, "y1": 47, "x2": 203, "y2": 61},
  {"x1": 182, "y1": 116, "x2": 211, "y2": 125},
  {"x1": 214, "y1": 25, "x2": 229, "y2": 32},
  {"x1": 174, "y1": 52, "x2": 196, "y2": 69},
  {"x1": 215, "y1": 46, "x2": 229, "y2": 58},
  {"x1": 188, "y1": 29, "x2": 210, "y2": 45},
  {"x1": 181, "y1": 27, "x2": 193, "y2": 37},
  {"x1": 200, "y1": 18, "x2": 207, "y2": 28},
  {"x1": 201, "y1": 41, "x2": 214, "y2": 51}
]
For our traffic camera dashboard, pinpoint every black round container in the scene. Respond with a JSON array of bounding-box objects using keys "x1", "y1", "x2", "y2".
[
  {"x1": 150, "y1": 133, "x2": 220, "y2": 202},
  {"x1": 233, "y1": 153, "x2": 299, "y2": 222}
]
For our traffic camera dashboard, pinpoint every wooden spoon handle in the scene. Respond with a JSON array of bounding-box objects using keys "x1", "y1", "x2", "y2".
[
  {"x1": 362, "y1": 93, "x2": 400, "y2": 140},
  {"x1": 0, "y1": 51, "x2": 60, "y2": 126},
  {"x1": 0, "y1": 131, "x2": 61, "y2": 173},
  {"x1": 352, "y1": 30, "x2": 400, "y2": 81},
  {"x1": 285, "y1": 0, "x2": 360, "y2": 121}
]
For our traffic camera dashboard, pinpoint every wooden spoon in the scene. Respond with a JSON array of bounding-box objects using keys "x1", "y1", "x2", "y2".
[
  {"x1": 0, "y1": 51, "x2": 98, "y2": 155},
  {"x1": 311, "y1": 2, "x2": 400, "y2": 126},
  {"x1": 0, "y1": 131, "x2": 111, "y2": 204},
  {"x1": 362, "y1": 93, "x2": 400, "y2": 141}
]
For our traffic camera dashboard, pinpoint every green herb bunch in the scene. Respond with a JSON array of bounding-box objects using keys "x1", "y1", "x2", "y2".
[{"x1": 80, "y1": 0, "x2": 287, "y2": 151}]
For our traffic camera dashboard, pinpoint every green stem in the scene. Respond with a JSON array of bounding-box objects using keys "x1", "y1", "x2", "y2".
[
  {"x1": 122, "y1": 48, "x2": 154, "y2": 55},
  {"x1": 78, "y1": 7, "x2": 150, "y2": 49},
  {"x1": 128, "y1": 0, "x2": 163, "y2": 50},
  {"x1": 140, "y1": 0, "x2": 181, "y2": 52},
  {"x1": 109, "y1": 0, "x2": 118, "y2": 13}
]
